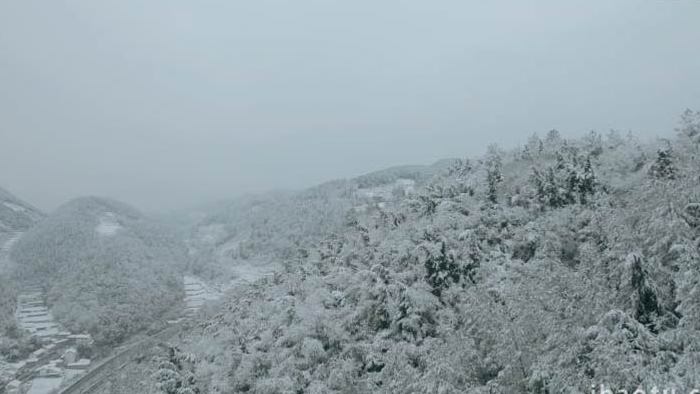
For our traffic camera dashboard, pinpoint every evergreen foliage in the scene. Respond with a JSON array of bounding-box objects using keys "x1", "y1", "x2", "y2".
[{"x1": 649, "y1": 146, "x2": 677, "y2": 180}]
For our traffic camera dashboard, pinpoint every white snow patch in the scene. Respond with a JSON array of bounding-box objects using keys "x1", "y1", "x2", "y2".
[
  {"x1": 63, "y1": 367, "x2": 84, "y2": 381},
  {"x1": 183, "y1": 263, "x2": 278, "y2": 314},
  {"x1": 65, "y1": 359, "x2": 91, "y2": 370},
  {"x1": 229, "y1": 262, "x2": 277, "y2": 285},
  {"x1": 2, "y1": 201, "x2": 26, "y2": 213},
  {"x1": 27, "y1": 377, "x2": 62, "y2": 394},
  {"x1": 1, "y1": 232, "x2": 22, "y2": 253},
  {"x1": 9, "y1": 288, "x2": 91, "y2": 392},
  {"x1": 357, "y1": 178, "x2": 416, "y2": 200},
  {"x1": 183, "y1": 276, "x2": 222, "y2": 314},
  {"x1": 95, "y1": 213, "x2": 122, "y2": 236},
  {"x1": 196, "y1": 224, "x2": 226, "y2": 245},
  {"x1": 15, "y1": 289, "x2": 61, "y2": 338}
]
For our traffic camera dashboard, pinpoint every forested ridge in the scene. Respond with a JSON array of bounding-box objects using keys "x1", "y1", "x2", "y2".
[
  {"x1": 186, "y1": 161, "x2": 450, "y2": 282},
  {"x1": 0, "y1": 187, "x2": 43, "y2": 234},
  {"x1": 4, "y1": 112, "x2": 700, "y2": 393},
  {"x1": 136, "y1": 110, "x2": 700, "y2": 393},
  {"x1": 0, "y1": 187, "x2": 43, "y2": 363},
  {"x1": 10, "y1": 197, "x2": 186, "y2": 346}
]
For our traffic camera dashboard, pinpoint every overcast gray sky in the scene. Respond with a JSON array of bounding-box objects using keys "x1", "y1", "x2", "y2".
[{"x1": 1, "y1": 1, "x2": 699, "y2": 212}]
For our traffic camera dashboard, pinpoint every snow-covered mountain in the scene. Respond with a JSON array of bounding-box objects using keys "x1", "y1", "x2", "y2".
[
  {"x1": 185, "y1": 160, "x2": 455, "y2": 280},
  {"x1": 0, "y1": 187, "x2": 43, "y2": 376},
  {"x1": 105, "y1": 112, "x2": 700, "y2": 393},
  {"x1": 0, "y1": 187, "x2": 43, "y2": 262},
  {"x1": 10, "y1": 197, "x2": 185, "y2": 345}
]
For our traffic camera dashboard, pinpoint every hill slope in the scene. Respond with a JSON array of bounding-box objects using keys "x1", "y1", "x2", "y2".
[
  {"x1": 0, "y1": 187, "x2": 42, "y2": 346},
  {"x1": 0, "y1": 186, "x2": 43, "y2": 262},
  {"x1": 11, "y1": 197, "x2": 185, "y2": 345},
  {"x1": 0, "y1": 187, "x2": 43, "y2": 378},
  {"x1": 0, "y1": 187, "x2": 43, "y2": 232},
  {"x1": 186, "y1": 160, "x2": 454, "y2": 280},
  {"x1": 107, "y1": 111, "x2": 700, "y2": 393}
]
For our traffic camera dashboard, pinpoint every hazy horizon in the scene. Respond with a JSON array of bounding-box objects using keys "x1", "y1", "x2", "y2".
[{"x1": 2, "y1": 1, "x2": 699, "y2": 212}]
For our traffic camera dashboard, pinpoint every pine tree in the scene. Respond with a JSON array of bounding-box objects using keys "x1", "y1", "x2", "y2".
[
  {"x1": 677, "y1": 108, "x2": 700, "y2": 142},
  {"x1": 530, "y1": 168, "x2": 545, "y2": 205},
  {"x1": 564, "y1": 168, "x2": 579, "y2": 205},
  {"x1": 578, "y1": 156, "x2": 596, "y2": 204},
  {"x1": 485, "y1": 147, "x2": 504, "y2": 204},
  {"x1": 546, "y1": 129, "x2": 561, "y2": 147},
  {"x1": 628, "y1": 255, "x2": 660, "y2": 332},
  {"x1": 421, "y1": 241, "x2": 460, "y2": 297},
  {"x1": 544, "y1": 167, "x2": 563, "y2": 208},
  {"x1": 649, "y1": 147, "x2": 677, "y2": 180},
  {"x1": 530, "y1": 152, "x2": 597, "y2": 208},
  {"x1": 153, "y1": 346, "x2": 199, "y2": 394}
]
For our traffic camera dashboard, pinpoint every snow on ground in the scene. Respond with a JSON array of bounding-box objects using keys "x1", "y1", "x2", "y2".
[
  {"x1": 0, "y1": 360, "x2": 18, "y2": 389},
  {"x1": 63, "y1": 367, "x2": 83, "y2": 381},
  {"x1": 184, "y1": 263, "x2": 278, "y2": 314},
  {"x1": 95, "y1": 213, "x2": 122, "y2": 236},
  {"x1": 6, "y1": 287, "x2": 91, "y2": 393},
  {"x1": 1, "y1": 232, "x2": 22, "y2": 253},
  {"x1": 196, "y1": 223, "x2": 226, "y2": 245},
  {"x1": 183, "y1": 276, "x2": 222, "y2": 315},
  {"x1": 228, "y1": 262, "x2": 278, "y2": 285},
  {"x1": 27, "y1": 377, "x2": 62, "y2": 394},
  {"x1": 2, "y1": 201, "x2": 26, "y2": 213},
  {"x1": 15, "y1": 291, "x2": 60, "y2": 338},
  {"x1": 356, "y1": 178, "x2": 416, "y2": 200}
]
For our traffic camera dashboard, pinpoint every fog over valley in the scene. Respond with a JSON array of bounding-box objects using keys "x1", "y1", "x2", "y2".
[
  {"x1": 2, "y1": 1, "x2": 700, "y2": 393},
  {"x1": 2, "y1": 1, "x2": 699, "y2": 211}
]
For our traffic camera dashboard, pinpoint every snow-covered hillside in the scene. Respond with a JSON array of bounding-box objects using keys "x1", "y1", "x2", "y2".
[
  {"x1": 101, "y1": 111, "x2": 700, "y2": 393},
  {"x1": 0, "y1": 187, "x2": 43, "y2": 234},
  {"x1": 184, "y1": 161, "x2": 453, "y2": 282},
  {"x1": 10, "y1": 197, "x2": 186, "y2": 346},
  {"x1": 0, "y1": 187, "x2": 43, "y2": 267},
  {"x1": 0, "y1": 188, "x2": 44, "y2": 391},
  {"x1": 95, "y1": 212, "x2": 123, "y2": 236}
]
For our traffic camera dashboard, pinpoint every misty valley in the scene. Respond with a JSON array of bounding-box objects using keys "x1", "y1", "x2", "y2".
[
  {"x1": 3, "y1": 1, "x2": 700, "y2": 392},
  {"x1": 3, "y1": 114, "x2": 700, "y2": 393}
]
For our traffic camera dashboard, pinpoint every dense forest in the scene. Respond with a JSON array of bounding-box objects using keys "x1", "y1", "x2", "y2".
[
  {"x1": 0, "y1": 187, "x2": 43, "y2": 364},
  {"x1": 3, "y1": 112, "x2": 700, "y2": 392},
  {"x1": 108, "y1": 110, "x2": 700, "y2": 393},
  {"x1": 2, "y1": 0, "x2": 699, "y2": 391},
  {"x1": 0, "y1": 187, "x2": 44, "y2": 235},
  {"x1": 10, "y1": 197, "x2": 186, "y2": 346},
  {"x1": 185, "y1": 161, "x2": 451, "y2": 282}
]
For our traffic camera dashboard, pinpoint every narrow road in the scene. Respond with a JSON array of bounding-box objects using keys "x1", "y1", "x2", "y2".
[
  {"x1": 56, "y1": 265, "x2": 277, "y2": 394},
  {"x1": 58, "y1": 323, "x2": 183, "y2": 394}
]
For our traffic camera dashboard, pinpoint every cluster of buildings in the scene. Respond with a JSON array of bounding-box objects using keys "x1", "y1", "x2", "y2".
[{"x1": 1, "y1": 287, "x2": 93, "y2": 394}]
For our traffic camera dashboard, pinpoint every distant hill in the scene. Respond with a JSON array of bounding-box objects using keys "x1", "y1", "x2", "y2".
[
  {"x1": 353, "y1": 159, "x2": 456, "y2": 188},
  {"x1": 108, "y1": 111, "x2": 700, "y2": 393},
  {"x1": 0, "y1": 187, "x2": 43, "y2": 263},
  {"x1": 0, "y1": 187, "x2": 43, "y2": 232},
  {"x1": 0, "y1": 187, "x2": 42, "y2": 363},
  {"x1": 11, "y1": 197, "x2": 186, "y2": 345},
  {"x1": 185, "y1": 160, "x2": 456, "y2": 280}
]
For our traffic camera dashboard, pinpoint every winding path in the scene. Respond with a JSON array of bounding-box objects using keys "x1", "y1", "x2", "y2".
[
  {"x1": 57, "y1": 264, "x2": 277, "y2": 394},
  {"x1": 57, "y1": 323, "x2": 182, "y2": 394}
]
